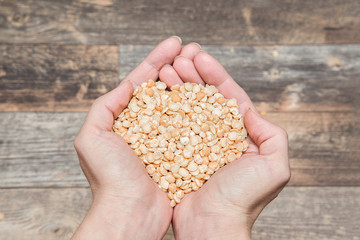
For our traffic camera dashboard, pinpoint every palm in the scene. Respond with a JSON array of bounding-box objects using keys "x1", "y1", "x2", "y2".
[
  {"x1": 175, "y1": 143, "x2": 274, "y2": 220},
  {"x1": 88, "y1": 131, "x2": 164, "y2": 194}
]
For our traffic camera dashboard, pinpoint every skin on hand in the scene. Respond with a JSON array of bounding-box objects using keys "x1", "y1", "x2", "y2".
[
  {"x1": 72, "y1": 38, "x2": 290, "y2": 240},
  {"x1": 71, "y1": 36, "x2": 182, "y2": 240},
  {"x1": 163, "y1": 45, "x2": 291, "y2": 240},
  {"x1": 159, "y1": 42, "x2": 203, "y2": 87}
]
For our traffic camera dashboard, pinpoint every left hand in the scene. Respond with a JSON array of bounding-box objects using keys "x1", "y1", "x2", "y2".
[{"x1": 71, "y1": 37, "x2": 182, "y2": 240}]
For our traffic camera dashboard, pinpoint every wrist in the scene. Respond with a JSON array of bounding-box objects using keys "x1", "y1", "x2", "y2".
[
  {"x1": 72, "y1": 189, "x2": 172, "y2": 240},
  {"x1": 173, "y1": 216, "x2": 251, "y2": 240},
  {"x1": 173, "y1": 201, "x2": 252, "y2": 240}
]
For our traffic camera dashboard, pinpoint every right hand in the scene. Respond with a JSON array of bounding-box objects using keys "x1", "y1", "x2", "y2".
[{"x1": 160, "y1": 45, "x2": 291, "y2": 240}]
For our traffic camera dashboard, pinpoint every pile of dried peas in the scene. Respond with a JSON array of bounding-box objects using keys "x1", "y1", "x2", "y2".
[{"x1": 113, "y1": 80, "x2": 248, "y2": 206}]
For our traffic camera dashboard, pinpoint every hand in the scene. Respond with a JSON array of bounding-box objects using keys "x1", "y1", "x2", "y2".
[
  {"x1": 71, "y1": 37, "x2": 182, "y2": 240},
  {"x1": 161, "y1": 44, "x2": 291, "y2": 240}
]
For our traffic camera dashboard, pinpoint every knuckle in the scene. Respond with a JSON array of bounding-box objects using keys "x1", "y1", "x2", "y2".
[
  {"x1": 277, "y1": 126, "x2": 288, "y2": 139},
  {"x1": 73, "y1": 132, "x2": 85, "y2": 152},
  {"x1": 73, "y1": 135, "x2": 80, "y2": 151},
  {"x1": 91, "y1": 96, "x2": 103, "y2": 108},
  {"x1": 277, "y1": 165, "x2": 291, "y2": 186}
]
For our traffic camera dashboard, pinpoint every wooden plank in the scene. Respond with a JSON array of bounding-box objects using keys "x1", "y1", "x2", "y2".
[
  {"x1": 0, "y1": 188, "x2": 92, "y2": 240},
  {"x1": 0, "y1": 187, "x2": 174, "y2": 240},
  {"x1": 205, "y1": 45, "x2": 360, "y2": 113},
  {"x1": 0, "y1": 187, "x2": 359, "y2": 239},
  {"x1": 0, "y1": 112, "x2": 358, "y2": 187},
  {"x1": 0, "y1": 44, "x2": 118, "y2": 112},
  {"x1": 2, "y1": 44, "x2": 358, "y2": 112},
  {"x1": 0, "y1": 112, "x2": 87, "y2": 187},
  {"x1": 121, "y1": 44, "x2": 360, "y2": 113},
  {"x1": 267, "y1": 112, "x2": 360, "y2": 186},
  {"x1": 0, "y1": 0, "x2": 359, "y2": 45},
  {"x1": 252, "y1": 187, "x2": 360, "y2": 240}
]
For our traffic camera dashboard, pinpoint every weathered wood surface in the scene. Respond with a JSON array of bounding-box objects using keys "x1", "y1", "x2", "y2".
[
  {"x1": 0, "y1": 187, "x2": 359, "y2": 240},
  {"x1": 267, "y1": 112, "x2": 360, "y2": 186},
  {"x1": 0, "y1": 113, "x2": 87, "y2": 187},
  {"x1": 0, "y1": 188, "x2": 91, "y2": 240},
  {"x1": 0, "y1": 112, "x2": 359, "y2": 187},
  {"x1": 2, "y1": 44, "x2": 359, "y2": 112},
  {"x1": 252, "y1": 187, "x2": 360, "y2": 240},
  {"x1": 121, "y1": 44, "x2": 360, "y2": 113},
  {"x1": 0, "y1": 45, "x2": 118, "y2": 111},
  {"x1": 0, "y1": 0, "x2": 359, "y2": 45},
  {"x1": 1, "y1": 2, "x2": 358, "y2": 240}
]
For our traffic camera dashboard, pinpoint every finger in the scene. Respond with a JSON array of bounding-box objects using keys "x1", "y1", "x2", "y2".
[
  {"x1": 244, "y1": 109, "x2": 288, "y2": 163},
  {"x1": 193, "y1": 51, "x2": 256, "y2": 114},
  {"x1": 160, "y1": 42, "x2": 202, "y2": 87},
  {"x1": 123, "y1": 36, "x2": 182, "y2": 88},
  {"x1": 159, "y1": 64, "x2": 183, "y2": 87},
  {"x1": 83, "y1": 80, "x2": 133, "y2": 132},
  {"x1": 179, "y1": 42, "x2": 201, "y2": 60},
  {"x1": 173, "y1": 56, "x2": 205, "y2": 85}
]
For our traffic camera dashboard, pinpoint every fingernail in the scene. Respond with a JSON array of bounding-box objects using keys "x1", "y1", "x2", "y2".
[
  {"x1": 190, "y1": 42, "x2": 202, "y2": 49},
  {"x1": 195, "y1": 49, "x2": 206, "y2": 56},
  {"x1": 171, "y1": 36, "x2": 182, "y2": 44},
  {"x1": 174, "y1": 55, "x2": 186, "y2": 60}
]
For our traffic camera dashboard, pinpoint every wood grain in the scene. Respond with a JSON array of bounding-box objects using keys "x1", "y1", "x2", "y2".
[
  {"x1": 0, "y1": 187, "x2": 359, "y2": 239},
  {"x1": 0, "y1": 112, "x2": 87, "y2": 187},
  {"x1": 2, "y1": 44, "x2": 359, "y2": 112},
  {"x1": 121, "y1": 44, "x2": 360, "y2": 113},
  {"x1": 268, "y1": 112, "x2": 360, "y2": 186},
  {"x1": 252, "y1": 187, "x2": 360, "y2": 240},
  {"x1": 0, "y1": 0, "x2": 359, "y2": 45},
  {"x1": 0, "y1": 188, "x2": 91, "y2": 240},
  {"x1": 1, "y1": 2, "x2": 358, "y2": 240},
  {"x1": 0, "y1": 44, "x2": 118, "y2": 111},
  {"x1": 0, "y1": 112, "x2": 358, "y2": 187},
  {"x1": 206, "y1": 45, "x2": 360, "y2": 113}
]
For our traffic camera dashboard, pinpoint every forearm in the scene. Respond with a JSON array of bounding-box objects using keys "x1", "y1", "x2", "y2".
[{"x1": 72, "y1": 194, "x2": 170, "y2": 240}]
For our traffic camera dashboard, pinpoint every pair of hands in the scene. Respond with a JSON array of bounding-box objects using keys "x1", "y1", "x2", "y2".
[{"x1": 71, "y1": 37, "x2": 290, "y2": 240}]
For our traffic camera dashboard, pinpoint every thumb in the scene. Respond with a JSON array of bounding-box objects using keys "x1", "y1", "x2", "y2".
[
  {"x1": 83, "y1": 80, "x2": 134, "y2": 133},
  {"x1": 244, "y1": 109, "x2": 288, "y2": 160}
]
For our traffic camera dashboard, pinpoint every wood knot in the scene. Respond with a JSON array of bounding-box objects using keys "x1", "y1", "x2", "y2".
[
  {"x1": 9, "y1": 13, "x2": 29, "y2": 27},
  {"x1": 53, "y1": 227, "x2": 63, "y2": 236},
  {"x1": 327, "y1": 57, "x2": 344, "y2": 70},
  {"x1": 272, "y1": 50, "x2": 279, "y2": 57},
  {"x1": 0, "y1": 69, "x2": 6, "y2": 77},
  {"x1": 265, "y1": 68, "x2": 282, "y2": 80},
  {"x1": 280, "y1": 83, "x2": 305, "y2": 110}
]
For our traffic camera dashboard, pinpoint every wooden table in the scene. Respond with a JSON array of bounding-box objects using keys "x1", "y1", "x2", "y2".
[{"x1": 0, "y1": 1, "x2": 359, "y2": 239}]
